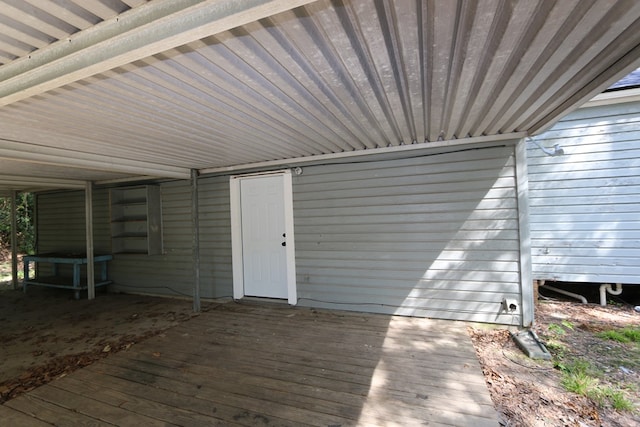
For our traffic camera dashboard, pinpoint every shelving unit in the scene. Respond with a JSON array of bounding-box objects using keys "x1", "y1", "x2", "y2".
[{"x1": 110, "y1": 185, "x2": 163, "y2": 255}]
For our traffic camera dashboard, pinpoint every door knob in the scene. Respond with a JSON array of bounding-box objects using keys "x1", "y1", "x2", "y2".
[{"x1": 281, "y1": 241, "x2": 286, "y2": 246}]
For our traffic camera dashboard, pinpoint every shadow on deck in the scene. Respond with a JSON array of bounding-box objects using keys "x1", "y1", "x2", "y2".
[{"x1": 0, "y1": 297, "x2": 497, "y2": 426}]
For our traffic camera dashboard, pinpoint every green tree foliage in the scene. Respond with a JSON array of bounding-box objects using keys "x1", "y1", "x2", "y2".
[{"x1": 0, "y1": 193, "x2": 35, "y2": 254}]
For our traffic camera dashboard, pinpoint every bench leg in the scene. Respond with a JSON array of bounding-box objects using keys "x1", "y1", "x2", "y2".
[
  {"x1": 22, "y1": 260, "x2": 29, "y2": 294},
  {"x1": 73, "y1": 264, "x2": 81, "y2": 300}
]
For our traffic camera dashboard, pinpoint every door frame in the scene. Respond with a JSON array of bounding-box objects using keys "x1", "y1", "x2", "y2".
[{"x1": 230, "y1": 170, "x2": 297, "y2": 305}]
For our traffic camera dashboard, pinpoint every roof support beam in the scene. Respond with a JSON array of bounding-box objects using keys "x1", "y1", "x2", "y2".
[
  {"x1": 0, "y1": 0, "x2": 317, "y2": 107},
  {"x1": 85, "y1": 182, "x2": 95, "y2": 300},
  {"x1": 10, "y1": 190, "x2": 18, "y2": 290},
  {"x1": 0, "y1": 139, "x2": 191, "y2": 179},
  {"x1": 0, "y1": 175, "x2": 86, "y2": 189},
  {"x1": 528, "y1": 49, "x2": 640, "y2": 135},
  {"x1": 200, "y1": 132, "x2": 528, "y2": 175},
  {"x1": 191, "y1": 169, "x2": 201, "y2": 313}
]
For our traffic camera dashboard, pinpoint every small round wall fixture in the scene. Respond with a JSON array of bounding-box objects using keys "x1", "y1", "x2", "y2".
[{"x1": 293, "y1": 166, "x2": 303, "y2": 175}]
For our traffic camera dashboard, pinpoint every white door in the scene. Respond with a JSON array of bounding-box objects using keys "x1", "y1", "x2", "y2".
[{"x1": 231, "y1": 172, "x2": 297, "y2": 303}]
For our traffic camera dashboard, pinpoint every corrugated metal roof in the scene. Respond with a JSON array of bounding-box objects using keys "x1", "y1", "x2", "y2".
[
  {"x1": 1, "y1": 0, "x2": 640, "y2": 191},
  {"x1": 0, "y1": 0, "x2": 147, "y2": 66}
]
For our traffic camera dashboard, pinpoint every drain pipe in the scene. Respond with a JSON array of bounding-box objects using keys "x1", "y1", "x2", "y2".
[
  {"x1": 599, "y1": 283, "x2": 622, "y2": 307},
  {"x1": 539, "y1": 280, "x2": 588, "y2": 304}
]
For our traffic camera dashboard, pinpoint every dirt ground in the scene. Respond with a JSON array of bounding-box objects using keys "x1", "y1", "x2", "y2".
[
  {"x1": 0, "y1": 284, "x2": 199, "y2": 402},
  {"x1": 471, "y1": 299, "x2": 640, "y2": 427}
]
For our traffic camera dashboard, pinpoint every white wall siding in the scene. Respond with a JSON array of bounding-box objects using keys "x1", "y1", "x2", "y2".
[
  {"x1": 292, "y1": 146, "x2": 523, "y2": 324},
  {"x1": 528, "y1": 101, "x2": 640, "y2": 284}
]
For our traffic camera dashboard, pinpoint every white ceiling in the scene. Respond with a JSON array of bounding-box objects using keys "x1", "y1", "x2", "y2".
[{"x1": 1, "y1": 0, "x2": 640, "y2": 192}]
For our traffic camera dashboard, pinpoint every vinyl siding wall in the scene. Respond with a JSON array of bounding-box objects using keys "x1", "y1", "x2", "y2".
[
  {"x1": 528, "y1": 100, "x2": 640, "y2": 284},
  {"x1": 111, "y1": 177, "x2": 234, "y2": 298},
  {"x1": 36, "y1": 189, "x2": 110, "y2": 278},
  {"x1": 35, "y1": 179, "x2": 234, "y2": 299},
  {"x1": 292, "y1": 145, "x2": 523, "y2": 324},
  {"x1": 108, "y1": 181, "x2": 194, "y2": 297},
  {"x1": 35, "y1": 145, "x2": 525, "y2": 325},
  {"x1": 198, "y1": 175, "x2": 234, "y2": 298}
]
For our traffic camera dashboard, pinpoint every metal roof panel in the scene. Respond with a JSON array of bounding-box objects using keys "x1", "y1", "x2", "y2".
[{"x1": 0, "y1": 0, "x2": 639, "y2": 190}]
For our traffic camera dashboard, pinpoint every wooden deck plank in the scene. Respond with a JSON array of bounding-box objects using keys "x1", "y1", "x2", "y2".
[
  {"x1": 0, "y1": 403, "x2": 53, "y2": 426},
  {"x1": 51, "y1": 376, "x2": 233, "y2": 427},
  {"x1": 5, "y1": 393, "x2": 115, "y2": 426},
  {"x1": 101, "y1": 347, "x2": 496, "y2": 423},
  {"x1": 100, "y1": 352, "x2": 378, "y2": 417},
  {"x1": 118, "y1": 335, "x2": 492, "y2": 404},
  {"x1": 185, "y1": 308, "x2": 481, "y2": 363},
  {"x1": 212, "y1": 305, "x2": 497, "y2": 426},
  {"x1": 171, "y1": 307, "x2": 489, "y2": 389},
  {"x1": 91, "y1": 304, "x2": 495, "y2": 425},
  {"x1": 86, "y1": 361, "x2": 358, "y2": 427},
  {"x1": 68, "y1": 368, "x2": 294, "y2": 427},
  {"x1": 206, "y1": 303, "x2": 472, "y2": 341},
  {"x1": 213, "y1": 302, "x2": 467, "y2": 334},
  {"x1": 160, "y1": 321, "x2": 486, "y2": 382},
  {"x1": 27, "y1": 385, "x2": 179, "y2": 426},
  {"x1": 2, "y1": 302, "x2": 498, "y2": 426}
]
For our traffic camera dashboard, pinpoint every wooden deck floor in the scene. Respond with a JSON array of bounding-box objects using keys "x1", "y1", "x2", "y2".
[{"x1": 0, "y1": 302, "x2": 497, "y2": 426}]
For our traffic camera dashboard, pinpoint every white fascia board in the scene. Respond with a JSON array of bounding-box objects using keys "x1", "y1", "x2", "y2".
[
  {"x1": 581, "y1": 87, "x2": 640, "y2": 108},
  {"x1": 0, "y1": 0, "x2": 317, "y2": 107}
]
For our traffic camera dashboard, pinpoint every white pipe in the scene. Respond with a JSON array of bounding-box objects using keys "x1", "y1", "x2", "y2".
[
  {"x1": 528, "y1": 138, "x2": 564, "y2": 156},
  {"x1": 599, "y1": 283, "x2": 623, "y2": 307},
  {"x1": 542, "y1": 284, "x2": 588, "y2": 304}
]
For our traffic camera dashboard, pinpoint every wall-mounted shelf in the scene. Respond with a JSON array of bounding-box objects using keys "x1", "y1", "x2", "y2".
[{"x1": 110, "y1": 185, "x2": 163, "y2": 255}]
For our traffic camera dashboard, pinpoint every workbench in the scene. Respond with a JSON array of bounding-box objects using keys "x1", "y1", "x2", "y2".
[{"x1": 23, "y1": 253, "x2": 113, "y2": 299}]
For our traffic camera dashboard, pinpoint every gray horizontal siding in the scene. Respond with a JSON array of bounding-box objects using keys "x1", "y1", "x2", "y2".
[
  {"x1": 528, "y1": 100, "x2": 640, "y2": 284},
  {"x1": 35, "y1": 189, "x2": 110, "y2": 278},
  {"x1": 36, "y1": 183, "x2": 198, "y2": 298},
  {"x1": 35, "y1": 146, "x2": 523, "y2": 325},
  {"x1": 35, "y1": 178, "x2": 233, "y2": 300},
  {"x1": 39, "y1": 188, "x2": 110, "y2": 253},
  {"x1": 292, "y1": 145, "x2": 522, "y2": 324},
  {"x1": 109, "y1": 181, "x2": 194, "y2": 298},
  {"x1": 198, "y1": 175, "x2": 233, "y2": 298}
]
